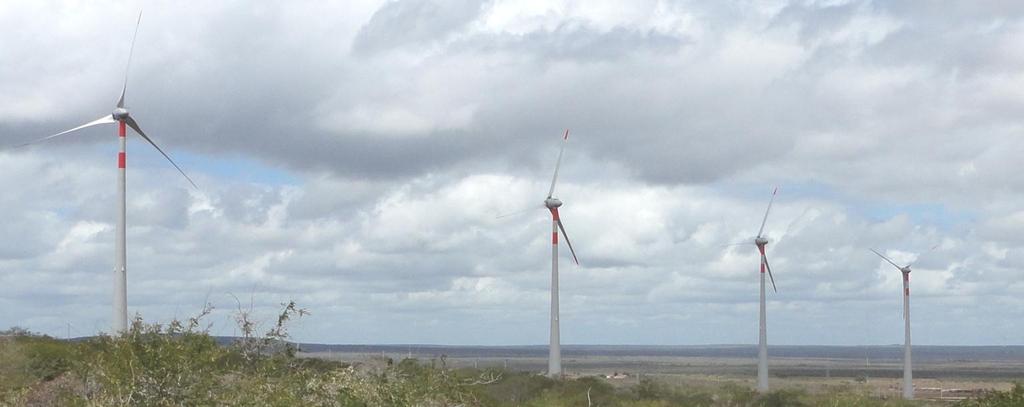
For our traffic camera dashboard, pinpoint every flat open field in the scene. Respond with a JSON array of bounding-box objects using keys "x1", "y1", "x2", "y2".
[{"x1": 300, "y1": 344, "x2": 1024, "y2": 402}]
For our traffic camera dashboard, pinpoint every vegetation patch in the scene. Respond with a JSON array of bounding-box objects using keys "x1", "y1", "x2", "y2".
[{"x1": 1, "y1": 305, "x2": 1019, "y2": 406}]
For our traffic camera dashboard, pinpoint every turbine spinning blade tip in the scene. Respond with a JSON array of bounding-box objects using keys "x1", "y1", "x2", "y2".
[
  {"x1": 757, "y1": 187, "x2": 777, "y2": 238},
  {"x1": 495, "y1": 205, "x2": 540, "y2": 219},
  {"x1": 13, "y1": 115, "x2": 115, "y2": 148},
  {"x1": 125, "y1": 117, "x2": 199, "y2": 189},
  {"x1": 547, "y1": 130, "x2": 568, "y2": 198},
  {"x1": 118, "y1": 10, "x2": 143, "y2": 108},
  {"x1": 908, "y1": 243, "x2": 941, "y2": 268},
  {"x1": 870, "y1": 248, "x2": 903, "y2": 270},
  {"x1": 557, "y1": 219, "x2": 580, "y2": 266},
  {"x1": 762, "y1": 254, "x2": 777, "y2": 293}
]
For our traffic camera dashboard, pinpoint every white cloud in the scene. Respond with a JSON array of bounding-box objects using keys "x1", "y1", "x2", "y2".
[{"x1": 1, "y1": 1, "x2": 1023, "y2": 346}]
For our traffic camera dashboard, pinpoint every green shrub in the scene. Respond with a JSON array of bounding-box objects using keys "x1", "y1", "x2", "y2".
[
  {"x1": 757, "y1": 389, "x2": 809, "y2": 407},
  {"x1": 0, "y1": 328, "x2": 81, "y2": 399},
  {"x1": 477, "y1": 371, "x2": 554, "y2": 405},
  {"x1": 955, "y1": 384, "x2": 1024, "y2": 407},
  {"x1": 66, "y1": 306, "x2": 230, "y2": 405},
  {"x1": 6, "y1": 310, "x2": 1013, "y2": 407}
]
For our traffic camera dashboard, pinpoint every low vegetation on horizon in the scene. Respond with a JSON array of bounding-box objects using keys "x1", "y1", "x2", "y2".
[{"x1": 1, "y1": 304, "x2": 1020, "y2": 407}]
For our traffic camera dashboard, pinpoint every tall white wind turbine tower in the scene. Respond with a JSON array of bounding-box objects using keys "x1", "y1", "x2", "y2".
[
  {"x1": 18, "y1": 12, "x2": 197, "y2": 334},
  {"x1": 870, "y1": 248, "x2": 922, "y2": 400},
  {"x1": 543, "y1": 129, "x2": 580, "y2": 378},
  {"x1": 753, "y1": 187, "x2": 778, "y2": 392}
]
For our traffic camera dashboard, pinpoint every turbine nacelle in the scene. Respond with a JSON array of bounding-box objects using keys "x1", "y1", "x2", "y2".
[
  {"x1": 112, "y1": 108, "x2": 130, "y2": 121},
  {"x1": 754, "y1": 236, "x2": 769, "y2": 246},
  {"x1": 544, "y1": 198, "x2": 563, "y2": 209}
]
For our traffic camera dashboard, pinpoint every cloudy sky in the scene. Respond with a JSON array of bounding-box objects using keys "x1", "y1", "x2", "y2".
[{"x1": 1, "y1": 0, "x2": 1023, "y2": 346}]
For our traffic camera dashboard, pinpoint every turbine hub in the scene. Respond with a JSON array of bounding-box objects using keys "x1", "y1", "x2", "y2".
[
  {"x1": 112, "y1": 108, "x2": 130, "y2": 121},
  {"x1": 754, "y1": 236, "x2": 769, "y2": 246},
  {"x1": 902, "y1": 267, "x2": 911, "y2": 274},
  {"x1": 544, "y1": 198, "x2": 563, "y2": 209}
]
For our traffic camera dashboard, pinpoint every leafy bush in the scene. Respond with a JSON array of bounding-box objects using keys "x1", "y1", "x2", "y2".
[
  {"x1": 2, "y1": 310, "x2": 1016, "y2": 407},
  {"x1": 0, "y1": 327, "x2": 81, "y2": 404},
  {"x1": 69, "y1": 311, "x2": 228, "y2": 405},
  {"x1": 0, "y1": 302, "x2": 494, "y2": 406},
  {"x1": 955, "y1": 384, "x2": 1024, "y2": 407},
  {"x1": 627, "y1": 376, "x2": 717, "y2": 406},
  {"x1": 756, "y1": 389, "x2": 809, "y2": 407},
  {"x1": 476, "y1": 369, "x2": 553, "y2": 404}
]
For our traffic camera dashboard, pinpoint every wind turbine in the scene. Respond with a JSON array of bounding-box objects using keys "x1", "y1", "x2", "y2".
[
  {"x1": 752, "y1": 187, "x2": 778, "y2": 392},
  {"x1": 18, "y1": 11, "x2": 197, "y2": 334},
  {"x1": 870, "y1": 248, "x2": 918, "y2": 400},
  {"x1": 543, "y1": 129, "x2": 579, "y2": 378}
]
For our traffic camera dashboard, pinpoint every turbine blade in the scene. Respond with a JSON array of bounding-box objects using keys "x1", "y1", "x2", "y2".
[
  {"x1": 762, "y1": 254, "x2": 777, "y2": 293},
  {"x1": 495, "y1": 204, "x2": 543, "y2": 219},
  {"x1": 870, "y1": 248, "x2": 903, "y2": 271},
  {"x1": 907, "y1": 243, "x2": 941, "y2": 268},
  {"x1": 774, "y1": 206, "x2": 812, "y2": 250},
  {"x1": 13, "y1": 115, "x2": 114, "y2": 148},
  {"x1": 117, "y1": 10, "x2": 143, "y2": 108},
  {"x1": 556, "y1": 219, "x2": 580, "y2": 265},
  {"x1": 546, "y1": 129, "x2": 569, "y2": 198},
  {"x1": 124, "y1": 116, "x2": 198, "y2": 189},
  {"x1": 756, "y1": 187, "x2": 778, "y2": 238}
]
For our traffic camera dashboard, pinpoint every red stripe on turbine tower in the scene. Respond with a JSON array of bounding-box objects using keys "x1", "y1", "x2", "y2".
[
  {"x1": 552, "y1": 232, "x2": 558, "y2": 244},
  {"x1": 757, "y1": 246, "x2": 766, "y2": 273},
  {"x1": 118, "y1": 152, "x2": 126, "y2": 168},
  {"x1": 118, "y1": 121, "x2": 126, "y2": 137}
]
